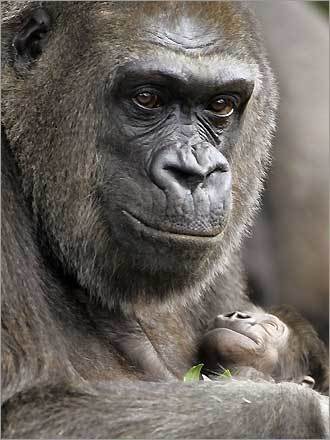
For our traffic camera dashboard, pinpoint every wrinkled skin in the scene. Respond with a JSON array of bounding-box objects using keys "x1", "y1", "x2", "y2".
[{"x1": 1, "y1": 2, "x2": 329, "y2": 439}]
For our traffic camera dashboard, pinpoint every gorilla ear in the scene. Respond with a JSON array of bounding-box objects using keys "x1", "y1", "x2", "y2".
[{"x1": 13, "y1": 8, "x2": 51, "y2": 63}]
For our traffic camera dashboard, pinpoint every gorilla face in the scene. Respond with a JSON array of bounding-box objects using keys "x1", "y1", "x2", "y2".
[
  {"x1": 2, "y1": 2, "x2": 277, "y2": 305},
  {"x1": 99, "y1": 55, "x2": 254, "y2": 270},
  {"x1": 94, "y1": 5, "x2": 261, "y2": 275}
]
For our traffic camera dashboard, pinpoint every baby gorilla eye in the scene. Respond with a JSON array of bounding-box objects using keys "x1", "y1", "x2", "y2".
[
  {"x1": 208, "y1": 96, "x2": 237, "y2": 117},
  {"x1": 133, "y1": 92, "x2": 162, "y2": 109}
]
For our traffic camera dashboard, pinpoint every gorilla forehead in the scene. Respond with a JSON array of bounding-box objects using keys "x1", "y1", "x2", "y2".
[
  {"x1": 89, "y1": 2, "x2": 258, "y2": 91},
  {"x1": 93, "y1": 2, "x2": 251, "y2": 57},
  {"x1": 143, "y1": 17, "x2": 220, "y2": 52}
]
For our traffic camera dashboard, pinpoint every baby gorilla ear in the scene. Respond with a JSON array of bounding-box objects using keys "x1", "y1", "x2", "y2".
[{"x1": 13, "y1": 8, "x2": 51, "y2": 64}]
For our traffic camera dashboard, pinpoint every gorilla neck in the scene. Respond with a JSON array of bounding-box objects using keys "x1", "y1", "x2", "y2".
[
  {"x1": 87, "y1": 252, "x2": 228, "y2": 314},
  {"x1": 108, "y1": 266, "x2": 206, "y2": 309},
  {"x1": 68, "y1": 230, "x2": 238, "y2": 313}
]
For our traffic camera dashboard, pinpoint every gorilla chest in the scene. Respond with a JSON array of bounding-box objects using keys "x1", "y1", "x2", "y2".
[{"x1": 68, "y1": 308, "x2": 199, "y2": 382}]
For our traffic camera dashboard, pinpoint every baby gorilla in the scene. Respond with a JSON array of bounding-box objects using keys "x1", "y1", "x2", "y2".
[
  {"x1": 200, "y1": 307, "x2": 329, "y2": 393},
  {"x1": 105, "y1": 305, "x2": 328, "y2": 393}
]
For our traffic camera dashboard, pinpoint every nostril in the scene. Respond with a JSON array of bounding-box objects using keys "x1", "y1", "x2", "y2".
[
  {"x1": 236, "y1": 312, "x2": 251, "y2": 319},
  {"x1": 164, "y1": 166, "x2": 200, "y2": 180},
  {"x1": 164, "y1": 165, "x2": 206, "y2": 188},
  {"x1": 224, "y1": 311, "x2": 236, "y2": 318},
  {"x1": 224, "y1": 311, "x2": 252, "y2": 320},
  {"x1": 164, "y1": 164, "x2": 207, "y2": 178}
]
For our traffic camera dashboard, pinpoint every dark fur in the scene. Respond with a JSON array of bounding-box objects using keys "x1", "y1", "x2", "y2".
[{"x1": 1, "y1": 2, "x2": 328, "y2": 438}]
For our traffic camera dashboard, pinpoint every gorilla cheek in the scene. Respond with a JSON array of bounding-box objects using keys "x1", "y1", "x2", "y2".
[{"x1": 205, "y1": 168, "x2": 232, "y2": 225}]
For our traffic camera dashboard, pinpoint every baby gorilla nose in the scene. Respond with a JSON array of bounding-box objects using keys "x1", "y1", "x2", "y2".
[
  {"x1": 224, "y1": 311, "x2": 251, "y2": 319},
  {"x1": 209, "y1": 311, "x2": 257, "y2": 332},
  {"x1": 221, "y1": 311, "x2": 256, "y2": 324}
]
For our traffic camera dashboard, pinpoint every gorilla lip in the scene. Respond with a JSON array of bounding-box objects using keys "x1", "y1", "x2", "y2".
[
  {"x1": 122, "y1": 210, "x2": 224, "y2": 240},
  {"x1": 220, "y1": 327, "x2": 261, "y2": 346}
]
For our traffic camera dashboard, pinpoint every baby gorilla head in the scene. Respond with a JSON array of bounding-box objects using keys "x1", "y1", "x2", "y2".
[{"x1": 200, "y1": 310, "x2": 326, "y2": 390}]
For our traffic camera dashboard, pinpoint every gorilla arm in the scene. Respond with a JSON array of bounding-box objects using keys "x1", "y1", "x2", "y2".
[
  {"x1": 1, "y1": 133, "x2": 69, "y2": 404},
  {"x1": 2, "y1": 380, "x2": 329, "y2": 439}
]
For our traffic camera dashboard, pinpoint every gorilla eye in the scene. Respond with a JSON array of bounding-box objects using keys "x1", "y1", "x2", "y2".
[
  {"x1": 133, "y1": 92, "x2": 162, "y2": 109},
  {"x1": 208, "y1": 96, "x2": 237, "y2": 117}
]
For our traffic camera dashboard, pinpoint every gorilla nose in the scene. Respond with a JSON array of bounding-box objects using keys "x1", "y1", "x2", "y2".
[
  {"x1": 212, "y1": 311, "x2": 257, "y2": 330},
  {"x1": 219, "y1": 311, "x2": 256, "y2": 325},
  {"x1": 164, "y1": 161, "x2": 221, "y2": 188},
  {"x1": 224, "y1": 312, "x2": 252, "y2": 320},
  {"x1": 149, "y1": 144, "x2": 229, "y2": 193}
]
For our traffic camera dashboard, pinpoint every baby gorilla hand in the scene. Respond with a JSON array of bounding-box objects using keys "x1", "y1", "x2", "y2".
[{"x1": 200, "y1": 311, "x2": 290, "y2": 376}]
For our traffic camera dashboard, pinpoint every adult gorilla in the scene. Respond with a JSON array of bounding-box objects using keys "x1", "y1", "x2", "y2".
[{"x1": 1, "y1": 2, "x2": 328, "y2": 438}]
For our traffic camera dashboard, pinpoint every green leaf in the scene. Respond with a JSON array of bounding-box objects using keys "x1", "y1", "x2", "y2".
[
  {"x1": 219, "y1": 368, "x2": 232, "y2": 379},
  {"x1": 183, "y1": 363, "x2": 204, "y2": 382}
]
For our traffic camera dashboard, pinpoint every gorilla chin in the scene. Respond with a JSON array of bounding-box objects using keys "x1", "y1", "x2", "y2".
[{"x1": 108, "y1": 200, "x2": 231, "y2": 277}]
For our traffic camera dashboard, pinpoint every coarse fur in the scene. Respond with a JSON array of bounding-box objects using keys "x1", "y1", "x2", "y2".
[
  {"x1": 1, "y1": 2, "x2": 329, "y2": 438},
  {"x1": 2, "y1": 1, "x2": 275, "y2": 311}
]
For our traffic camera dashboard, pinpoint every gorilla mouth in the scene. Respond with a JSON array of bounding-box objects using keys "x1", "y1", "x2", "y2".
[
  {"x1": 123, "y1": 210, "x2": 224, "y2": 239},
  {"x1": 218, "y1": 327, "x2": 261, "y2": 346}
]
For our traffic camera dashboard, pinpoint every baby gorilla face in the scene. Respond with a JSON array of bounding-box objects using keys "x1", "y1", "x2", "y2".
[{"x1": 201, "y1": 311, "x2": 290, "y2": 375}]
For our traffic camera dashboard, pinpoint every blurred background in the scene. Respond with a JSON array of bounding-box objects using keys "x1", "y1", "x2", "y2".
[
  {"x1": 315, "y1": 1, "x2": 329, "y2": 13},
  {"x1": 244, "y1": 1, "x2": 329, "y2": 343}
]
